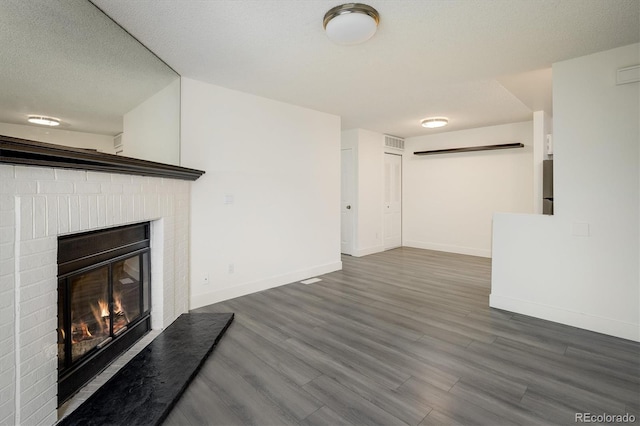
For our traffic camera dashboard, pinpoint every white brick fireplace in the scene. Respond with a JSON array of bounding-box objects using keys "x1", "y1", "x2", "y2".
[{"x1": 0, "y1": 164, "x2": 192, "y2": 425}]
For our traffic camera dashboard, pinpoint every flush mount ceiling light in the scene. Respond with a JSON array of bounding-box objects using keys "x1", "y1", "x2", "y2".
[
  {"x1": 421, "y1": 117, "x2": 449, "y2": 129},
  {"x1": 323, "y1": 3, "x2": 380, "y2": 45},
  {"x1": 27, "y1": 115, "x2": 60, "y2": 127}
]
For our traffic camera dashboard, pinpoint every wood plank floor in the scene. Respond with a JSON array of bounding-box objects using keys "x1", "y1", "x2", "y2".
[{"x1": 164, "y1": 247, "x2": 640, "y2": 426}]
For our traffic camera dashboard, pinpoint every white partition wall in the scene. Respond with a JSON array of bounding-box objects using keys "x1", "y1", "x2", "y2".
[{"x1": 491, "y1": 44, "x2": 640, "y2": 341}]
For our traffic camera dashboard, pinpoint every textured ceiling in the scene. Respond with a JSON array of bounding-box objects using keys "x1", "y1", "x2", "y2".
[
  {"x1": 91, "y1": 0, "x2": 640, "y2": 138},
  {"x1": 10, "y1": 0, "x2": 640, "y2": 139}
]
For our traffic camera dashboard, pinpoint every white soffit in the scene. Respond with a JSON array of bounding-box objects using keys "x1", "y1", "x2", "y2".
[{"x1": 497, "y1": 68, "x2": 554, "y2": 115}]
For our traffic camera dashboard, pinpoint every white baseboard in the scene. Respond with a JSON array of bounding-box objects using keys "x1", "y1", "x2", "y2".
[
  {"x1": 189, "y1": 261, "x2": 342, "y2": 309},
  {"x1": 353, "y1": 245, "x2": 384, "y2": 257},
  {"x1": 490, "y1": 294, "x2": 640, "y2": 342},
  {"x1": 403, "y1": 240, "x2": 491, "y2": 258}
]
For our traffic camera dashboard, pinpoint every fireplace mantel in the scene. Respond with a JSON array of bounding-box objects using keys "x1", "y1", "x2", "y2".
[{"x1": 0, "y1": 135, "x2": 205, "y2": 181}]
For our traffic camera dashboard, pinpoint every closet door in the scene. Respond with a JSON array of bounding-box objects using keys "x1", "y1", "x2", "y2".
[{"x1": 383, "y1": 153, "x2": 402, "y2": 250}]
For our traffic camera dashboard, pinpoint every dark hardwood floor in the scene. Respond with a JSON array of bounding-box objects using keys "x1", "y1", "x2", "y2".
[{"x1": 164, "y1": 247, "x2": 640, "y2": 425}]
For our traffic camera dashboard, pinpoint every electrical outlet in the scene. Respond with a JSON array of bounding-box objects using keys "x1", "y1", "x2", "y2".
[{"x1": 228, "y1": 263, "x2": 235, "y2": 274}]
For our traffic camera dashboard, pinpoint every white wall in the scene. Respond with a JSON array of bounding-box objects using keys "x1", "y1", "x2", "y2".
[
  {"x1": 0, "y1": 122, "x2": 114, "y2": 153},
  {"x1": 341, "y1": 129, "x2": 387, "y2": 257},
  {"x1": 404, "y1": 122, "x2": 534, "y2": 257},
  {"x1": 122, "y1": 79, "x2": 180, "y2": 165},
  {"x1": 181, "y1": 77, "x2": 342, "y2": 309},
  {"x1": 491, "y1": 44, "x2": 640, "y2": 341}
]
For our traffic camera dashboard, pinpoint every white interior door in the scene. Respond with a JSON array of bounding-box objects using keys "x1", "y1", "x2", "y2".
[
  {"x1": 383, "y1": 153, "x2": 402, "y2": 250},
  {"x1": 341, "y1": 148, "x2": 355, "y2": 255}
]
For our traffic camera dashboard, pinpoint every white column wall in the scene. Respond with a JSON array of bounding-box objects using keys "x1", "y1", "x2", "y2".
[
  {"x1": 355, "y1": 129, "x2": 385, "y2": 257},
  {"x1": 122, "y1": 79, "x2": 181, "y2": 166}
]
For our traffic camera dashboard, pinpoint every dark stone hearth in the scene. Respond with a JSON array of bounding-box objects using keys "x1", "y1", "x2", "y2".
[{"x1": 58, "y1": 312, "x2": 234, "y2": 426}]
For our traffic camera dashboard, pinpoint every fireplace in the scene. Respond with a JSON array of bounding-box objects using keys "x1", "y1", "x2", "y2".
[
  {"x1": 2, "y1": 147, "x2": 201, "y2": 425},
  {"x1": 57, "y1": 222, "x2": 152, "y2": 405}
]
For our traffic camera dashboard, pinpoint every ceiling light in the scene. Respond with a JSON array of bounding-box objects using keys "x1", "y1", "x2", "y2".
[
  {"x1": 27, "y1": 115, "x2": 60, "y2": 127},
  {"x1": 323, "y1": 3, "x2": 380, "y2": 45},
  {"x1": 421, "y1": 117, "x2": 449, "y2": 129}
]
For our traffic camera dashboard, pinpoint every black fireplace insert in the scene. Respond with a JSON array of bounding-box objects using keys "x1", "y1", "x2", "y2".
[{"x1": 57, "y1": 222, "x2": 151, "y2": 406}]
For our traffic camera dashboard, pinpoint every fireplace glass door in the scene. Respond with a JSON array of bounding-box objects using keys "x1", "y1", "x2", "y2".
[
  {"x1": 58, "y1": 254, "x2": 147, "y2": 369},
  {"x1": 57, "y1": 223, "x2": 151, "y2": 405}
]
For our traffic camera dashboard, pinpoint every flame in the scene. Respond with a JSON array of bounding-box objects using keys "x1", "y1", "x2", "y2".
[
  {"x1": 80, "y1": 320, "x2": 92, "y2": 338},
  {"x1": 90, "y1": 299, "x2": 110, "y2": 335},
  {"x1": 98, "y1": 299, "x2": 109, "y2": 317},
  {"x1": 113, "y1": 295, "x2": 123, "y2": 315},
  {"x1": 70, "y1": 319, "x2": 92, "y2": 343},
  {"x1": 71, "y1": 296, "x2": 131, "y2": 343}
]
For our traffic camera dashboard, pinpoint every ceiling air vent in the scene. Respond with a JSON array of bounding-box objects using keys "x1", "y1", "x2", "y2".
[
  {"x1": 384, "y1": 135, "x2": 404, "y2": 150},
  {"x1": 113, "y1": 133, "x2": 123, "y2": 155}
]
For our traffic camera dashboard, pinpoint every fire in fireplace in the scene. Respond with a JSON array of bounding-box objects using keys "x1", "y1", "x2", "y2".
[{"x1": 57, "y1": 223, "x2": 151, "y2": 405}]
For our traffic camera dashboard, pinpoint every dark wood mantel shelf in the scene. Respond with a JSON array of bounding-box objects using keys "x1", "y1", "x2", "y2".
[
  {"x1": 0, "y1": 135, "x2": 204, "y2": 181},
  {"x1": 414, "y1": 142, "x2": 524, "y2": 156}
]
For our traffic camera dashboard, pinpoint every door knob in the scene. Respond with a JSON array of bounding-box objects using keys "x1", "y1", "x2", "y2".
[{"x1": 346, "y1": 205, "x2": 351, "y2": 209}]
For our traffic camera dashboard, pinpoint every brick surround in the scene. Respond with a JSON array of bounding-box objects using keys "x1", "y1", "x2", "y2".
[{"x1": 0, "y1": 164, "x2": 192, "y2": 425}]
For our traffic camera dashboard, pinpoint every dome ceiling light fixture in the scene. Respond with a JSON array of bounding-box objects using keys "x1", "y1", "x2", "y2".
[
  {"x1": 323, "y1": 3, "x2": 380, "y2": 45},
  {"x1": 421, "y1": 117, "x2": 449, "y2": 129},
  {"x1": 27, "y1": 115, "x2": 60, "y2": 127}
]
